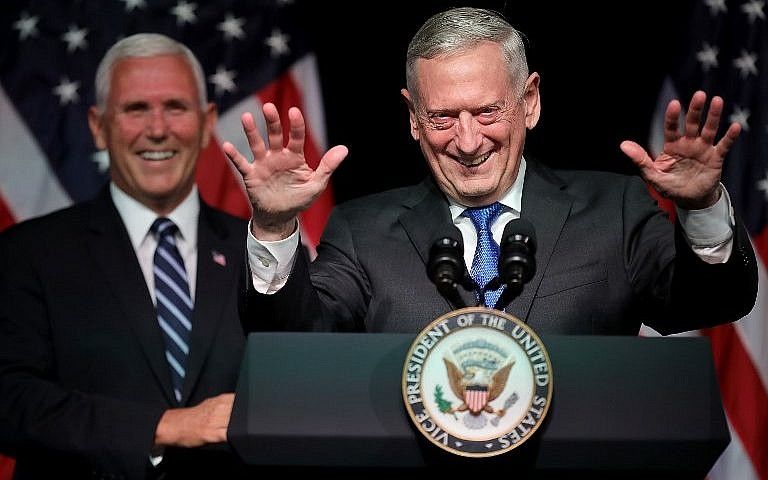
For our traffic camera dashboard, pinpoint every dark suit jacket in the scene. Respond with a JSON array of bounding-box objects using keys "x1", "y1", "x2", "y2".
[
  {"x1": 0, "y1": 188, "x2": 248, "y2": 480},
  {"x1": 243, "y1": 161, "x2": 757, "y2": 335}
]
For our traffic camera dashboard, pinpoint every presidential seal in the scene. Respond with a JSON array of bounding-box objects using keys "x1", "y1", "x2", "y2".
[{"x1": 402, "y1": 307, "x2": 552, "y2": 457}]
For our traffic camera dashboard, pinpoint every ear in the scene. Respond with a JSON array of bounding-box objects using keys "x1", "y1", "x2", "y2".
[
  {"x1": 522, "y1": 72, "x2": 541, "y2": 130},
  {"x1": 401, "y1": 88, "x2": 421, "y2": 141},
  {"x1": 87, "y1": 106, "x2": 107, "y2": 150},
  {"x1": 200, "y1": 102, "x2": 218, "y2": 148}
]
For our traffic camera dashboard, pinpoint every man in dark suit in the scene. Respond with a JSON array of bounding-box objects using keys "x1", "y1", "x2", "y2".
[
  {"x1": 0, "y1": 34, "x2": 247, "y2": 479},
  {"x1": 223, "y1": 7, "x2": 756, "y2": 335}
]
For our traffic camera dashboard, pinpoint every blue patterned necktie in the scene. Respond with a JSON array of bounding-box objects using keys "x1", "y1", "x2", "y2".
[
  {"x1": 151, "y1": 218, "x2": 193, "y2": 403},
  {"x1": 464, "y1": 203, "x2": 504, "y2": 308}
]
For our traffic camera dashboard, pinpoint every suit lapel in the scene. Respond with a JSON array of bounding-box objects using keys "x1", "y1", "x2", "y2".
[
  {"x1": 85, "y1": 189, "x2": 176, "y2": 404},
  {"x1": 506, "y1": 162, "x2": 573, "y2": 321},
  {"x1": 181, "y1": 202, "x2": 239, "y2": 404},
  {"x1": 398, "y1": 181, "x2": 476, "y2": 309}
]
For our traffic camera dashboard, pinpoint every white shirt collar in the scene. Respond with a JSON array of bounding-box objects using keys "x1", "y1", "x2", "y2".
[
  {"x1": 448, "y1": 156, "x2": 526, "y2": 220},
  {"x1": 110, "y1": 183, "x2": 199, "y2": 250}
]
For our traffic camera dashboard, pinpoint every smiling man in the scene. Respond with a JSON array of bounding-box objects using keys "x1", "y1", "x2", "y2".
[
  {"x1": 0, "y1": 34, "x2": 248, "y2": 479},
  {"x1": 226, "y1": 7, "x2": 756, "y2": 336}
]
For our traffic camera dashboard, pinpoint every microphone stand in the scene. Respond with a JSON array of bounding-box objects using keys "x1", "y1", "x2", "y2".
[{"x1": 436, "y1": 273, "x2": 476, "y2": 310}]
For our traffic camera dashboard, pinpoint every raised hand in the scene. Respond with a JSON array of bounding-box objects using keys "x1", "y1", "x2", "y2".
[
  {"x1": 619, "y1": 90, "x2": 741, "y2": 210},
  {"x1": 222, "y1": 103, "x2": 348, "y2": 240}
]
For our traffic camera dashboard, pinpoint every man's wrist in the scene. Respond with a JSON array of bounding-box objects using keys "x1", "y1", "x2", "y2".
[
  {"x1": 675, "y1": 186, "x2": 722, "y2": 211},
  {"x1": 154, "y1": 408, "x2": 179, "y2": 447},
  {"x1": 250, "y1": 217, "x2": 297, "y2": 241}
]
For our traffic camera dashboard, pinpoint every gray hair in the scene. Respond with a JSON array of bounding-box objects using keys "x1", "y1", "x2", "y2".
[
  {"x1": 94, "y1": 33, "x2": 207, "y2": 110},
  {"x1": 406, "y1": 7, "x2": 529, "y2": 106}
]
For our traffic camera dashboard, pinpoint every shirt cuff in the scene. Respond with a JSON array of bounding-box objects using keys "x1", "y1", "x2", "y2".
[
  {"x1": 246, "y1": 220, "x2": 300, "y2": 293},
  {"x1": 149, "y1": 453, "x2": 163, "y2": 467},
  {"x1": 149, "y1": 444, "x2": 164, "y2": 467},
  {"x1": 675, "y1": 184, "x2": 734, "y2": 264}
]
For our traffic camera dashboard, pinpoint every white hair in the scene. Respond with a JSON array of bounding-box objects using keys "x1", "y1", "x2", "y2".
[{"x1": 94, "y1": 33, "x2": 207, "y2": 110}]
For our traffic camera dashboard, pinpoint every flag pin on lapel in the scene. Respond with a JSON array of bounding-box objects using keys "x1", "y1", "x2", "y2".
[{"x1": 212, "y1": 250, "x2": 227, "y2": 267}]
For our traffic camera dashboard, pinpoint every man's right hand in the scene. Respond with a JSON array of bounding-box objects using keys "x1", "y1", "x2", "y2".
[{"x1": 222, "y1": 103, "x2": 348, "y2": 241}]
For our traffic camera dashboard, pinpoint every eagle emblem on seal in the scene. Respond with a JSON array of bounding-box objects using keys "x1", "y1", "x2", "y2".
[{"x1": 436, "y1": 339, "x2": 516, "y2": 429}]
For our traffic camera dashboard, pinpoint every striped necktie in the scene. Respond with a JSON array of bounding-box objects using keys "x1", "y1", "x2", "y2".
[
  {"x1": 151, "y1": 218, "x2": 193, "y2": 403},
  {"x1": 464, "y1": 203, "x2": 504, "y2": 308}
]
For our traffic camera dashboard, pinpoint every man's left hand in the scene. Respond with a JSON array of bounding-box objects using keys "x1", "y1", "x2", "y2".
[{"x1": 620, "y1": 90, "x2": 741, "y2": 210}]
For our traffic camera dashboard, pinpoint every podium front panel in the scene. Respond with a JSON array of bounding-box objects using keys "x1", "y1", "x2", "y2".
[{"x1": 229, "y1": 333, "x2": 727, "y2": 474}]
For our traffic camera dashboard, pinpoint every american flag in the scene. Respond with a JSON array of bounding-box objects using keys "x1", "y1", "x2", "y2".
[
  {"x1": 0, "y1": 0, "x2": 333, "y2": 475},
  {"x1": 647, "y1": 0, "x2": 768, "y2": 478}
]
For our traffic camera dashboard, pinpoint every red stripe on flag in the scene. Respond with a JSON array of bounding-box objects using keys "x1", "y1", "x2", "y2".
[
  {"x1": 703, "y1": 324, "x2": 768, "y2": 479},
  {"x1": 0, "y1": 190, "x2": 17, "y2": 232},
  {"x1": 256, "y1": 73, "x2": 334, "y2": 247},
  {"x1": 300, "y1": 187, "x2": 334, "y2": 248},
  {"x1": 195, "y1": 138, "x2": 251, "y2": 220},
  {"x1": 0, "y1": 455, "x2": 14, "y2": 480},
  {"x1": 645, "y1": 184, "x2": 677, "y2": 223}
]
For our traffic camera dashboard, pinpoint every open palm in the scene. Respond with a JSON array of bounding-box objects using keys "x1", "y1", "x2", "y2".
[
  {"x1": 222, "y1": 103, "x2": 348, "y2": 239},
  {"x1": 620, "y1": 91, "x2": 740, "y2": 210}
]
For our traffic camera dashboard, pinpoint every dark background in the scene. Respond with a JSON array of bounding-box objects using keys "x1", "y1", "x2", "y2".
[{"x1": 307, "y1": 1, "x2": 693, "y2": 203}]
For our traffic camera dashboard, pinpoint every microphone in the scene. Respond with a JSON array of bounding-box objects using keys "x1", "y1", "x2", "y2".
[
  {"x1": 490, "y1": 218, "x2": 537, "y2": 310},
  {"x1": 427, "y1": 226, "x2": 473, "y2": 308},
  {"x1": 498, "y1": 218, "x2": 536, "y2": 286}
]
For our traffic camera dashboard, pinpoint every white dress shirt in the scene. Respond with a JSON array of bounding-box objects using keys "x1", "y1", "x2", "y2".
[
  {"x1": 110, "y1": 183, "x2": 200, "y2": 302},
  {"x1": 247, "y1": 157, "x2": 735, "y2": 294}
]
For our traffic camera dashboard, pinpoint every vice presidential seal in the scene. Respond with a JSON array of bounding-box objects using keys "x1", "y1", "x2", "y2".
[{"x1": 402, "y1": 307, "x2": 552, "y2": 457}]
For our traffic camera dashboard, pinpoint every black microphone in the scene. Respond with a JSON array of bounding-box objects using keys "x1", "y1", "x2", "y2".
[
  {"x1": 427, "y1": 226, "x2": 473, "y2": 308},
  {"x1": 490, "y1": 218, "x2": 536, "y2": 310},
  {"x1": 498, "y1": 218, "x2": 536, "y2": 286}
]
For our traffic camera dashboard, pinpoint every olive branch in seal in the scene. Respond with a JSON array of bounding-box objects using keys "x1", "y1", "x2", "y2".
[{"x1": 434, "y1": 385, "x2": 457, "y2": 420}]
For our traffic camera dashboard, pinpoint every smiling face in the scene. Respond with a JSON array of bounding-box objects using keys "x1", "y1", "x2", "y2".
[
  {"x1": 403, "y1": 41, "x2": 540, "y2": 207},
  {"x1": 88, "y1": 54, "x2": 216, "y2": 214}
]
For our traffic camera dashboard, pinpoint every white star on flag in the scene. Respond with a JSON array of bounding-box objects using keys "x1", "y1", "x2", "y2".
[
  {"x1": 696, "y1": 43, "x2": 719, "y2": 71},
  {"x1": 13, "y1": 13, "x2": 39, "y2": 41},
  {"x1": 729, "y1": 105, "x2": 751, "y2": 131},
  {"x1": 120, "y1": 0, "x2": 146, "y2": 11},
  {"x1": 217, "y1": 14, "x2": 245, "y2": 41},
  {"x1": 209, "y1": 66, "x2": 237, "y2": 96},
  {"x1": 61, "y1": 25, "x2": 89, "y2": 53},
  {"x1": 741, "y1": 0, "x2": 766, "y2": 23},
  {"x1": 171, "y1": 1, "x2": 197, "y2": 26},
  {"x1": 733, "y1": 49, "x2": 758, "y2": 78},
  {"x1": 52, "y1": 77, "x2": 80, "y2": 105},
  {"x1": 704, "y1": 0, "x2": 727, "y2": 15},
  {"x1": 265, "y1": 29, "x2": 290, "y2": 57}
]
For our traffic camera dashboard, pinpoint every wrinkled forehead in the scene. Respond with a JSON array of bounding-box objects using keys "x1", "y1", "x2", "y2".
[
  {"x1": 108, "y1": 55, "x2": 201, "y2": 104},
  {"x1": 412, "y1": 47, "x2": 516, "y2": 110}
]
